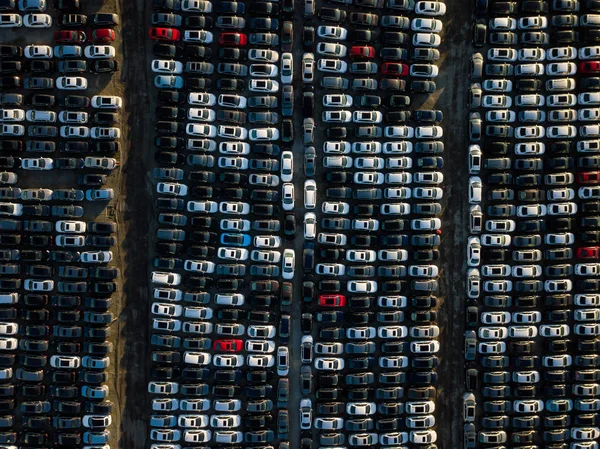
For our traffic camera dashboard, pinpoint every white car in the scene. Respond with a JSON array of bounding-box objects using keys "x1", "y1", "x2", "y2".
[
  {"x1": 300, "y1": 398, "x2": 312, "y2": 430},
  {"x1": 250, "y1": 250, "x2": 281, "y2": 263},
  {"x1": 51, "y1": 355, "x2": 80, "y2": 369},
  {"x1": 322, "y1": 110, "x2": 352, "y2": 123},
  {"x1": 280, "y1": 52, "x2": 293, "y2": 84},
  {"x1": 151, "y1": 271, "x2": 182, "y2": 286},
  {"x1": 0, "y1": 14, "x2": 22, "y2": 27},
  {"x1": 385, "y1": 126, "x2": 414, "y2": 139},
  {"x1": 469, "y1": 177, "x2": 482, "y2": 203},
  {"x1": 218, "y1": 94, "x2": 246, "y2": 109},
  {"x1": 314, "y1": 357, "x2": 345, "y2": 371},
  {"x1": 281, "y1": 249, "x2": 295, "y2": 280},
  {"x1": 79, "y1": 251, "x2": 113, "y2": 263},
  {"x1": 184, "y1": 260, "x2": 215, "y2": 274},
  {"x1": 148, "y1": 305, "x2": 182, "y2": 325},
  {"x1": 254, "y1": 236, "x2": 281, "y2": 248},
  {"x1": 304, "y1": 180, "x2": 316, "y2": 209},
  {"x1": 413, "y1": 32, "x2": 441, "y2": 47},
  {"x1": 24, "y1": 44, "x2": 52, "y2": 59},
  {"x1": 314, "y1": 417, "x2": 344, "y2": 430},
  {"x1": 250, "y1": 63, "x2": 278, "y2": 78},
  {"x1": 249, "y1": 79, "x2": 279, "y2": 92},
  {"x1": 280, "y1": 151, "x2": 293, "y2": 182},
  {"x1": 24, "y1": 13, "x2": 51, "y2": 27},
  {"x1": 24, "y1": 279, "x2": 54, "y2": 291},
  {"x1": 249, "y1": 128, "x2": 279, "y2": 141},
  {"x1": 21, "y1": 158, "x2": 53, "y2": 170},
  {"x1": 183, "y1": 30, "x2": 213, "y2": 43},
  {"x1": 152, "y1": 59, "x2": 184, "y2": 74},
  {"x1": 304, "y1": 213, "x2": 316, "y2": 239},
  {"x1": 157, "y1": 182, "x2": 188, "y2": 197},
  {"x1": 519, "y1": 16, "x2": 548, "y2": 29},
  {"x1": 347, "y1": 280, "x2": 377, "y2": 293},
  {"x1": 190, "y1": 92, "x2": 217, "y2": 106},
  {"x1": 183, "y1": 351, "x2": 212, "y2": 366},
  {"x1": 317, "y1": 25, "x2": 347, "y2": 40},
  {"x1": 217, "y1": 248, "x2": 249, "y2": 261},
  {"x1": 181, "y1": 0, "x2": 212, "y2": 11},
  {"x1": 354, "y1": 172, "x2": 384, "y2": 185},
  {"x1": 415, "y1": 0, "x2": 446, "y2": 15},
  {"x1": 219, "y1": 202, "x2": 250, "y2": 215},
  {"x1": 84, "y1": 45, "x2": 116, "y2": 59},
  {"x1": 58, "y1": 111, "x2": 88, "y2": 124},
  {"x1": 91, "y1": 127, "x2": 120, "y2": 139},
  {"x1": 411, "y1": 18, "x2": 443, "y2": 32},
  {"x1": 249, "y1": 49, "x2": 279, "y2": 62},
  {"x1": 92, "y1": 95, "x2": 123, "y2": 109},
  {"x1": 353, "y1": 111, "x2": 383, "y2": 124},
  {"x1": 380, "y1": 203, "x2": 410, "y2": 215},
  {"x1": 56, "y1": 76, "x2": 88, "y2": 90},
  {"x1": 347, "y1": 250, "x2": 376, "y2": 263},
  {"x1": 213, "y1": 354, "x2": 244, "y2": 368},
  {"x1": 188, "y1": 108, "x2": 216, "y2": 122},
  {"x1": 0, "y1": 108, "x2": 25, "y2": 122},
  {"x1": 276, "y1": 346, "x2": 289, "y2": 375},
  {"x1": 317, "y1": 58, "x2": 348, "y2": 73},
  {"x1": 323, "y1": 94, "x2": 352, "y2": 107},
  {"x1": 187, "y1": 201, "x2": 217, "y2": 213},
  {"x1": 322, "y1": 201, "x2": 349, "y2": 214}
]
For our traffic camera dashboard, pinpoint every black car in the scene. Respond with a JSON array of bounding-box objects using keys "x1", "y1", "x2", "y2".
[
  {"x1": 186, "y1": 77, "x2": 212, "y2": 90},
  {"x1": 78, "y1": 174, "x2": 106, "y2": 186},
  {"x1": 59, "y1": 13, "x2": 87, "y2": 27},
  {"x1": 183, "y1": 45, "x2": 212, "y2": 60},
  {"x1": 89, "y1": 13, "x2": 119, "y2": 27},
  {"x1": 0, "y1": 76, "x2": 19, "y2": 88},
  {"x1": 90, "y1": 60, "x2": 119, "y2": 74},
  {"x1": 0, "y1": 45, "x2": 22, "y2": 59},
  {"x1": 57, "y1": 59, "x2": 86, "y2": 75},
  {"x1": 302, "y1": 25, "x2": 315, "y2": 50},
  {"x1": 60, "y1": 95, "x2": 90, "y2": 108}
]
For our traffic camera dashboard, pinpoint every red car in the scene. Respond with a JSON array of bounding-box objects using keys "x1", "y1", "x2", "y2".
[
  {"x1": 319, "y1": 294, "x2": 346, "y2": 307},
  {"x1": 579, "y1": 61, "x2": 600, "y2": 74},
  {"x1": 212, "y1": 339, "x2": 243, "y2": 352},
  {"x1": 577, "y1": 247, "x2": 600, "y2": 259},
  {"x1": 219, "y1": 32, "x2": 247, "y2": 46},
  {"x1": 92, "y1": 29, "x2": 116, "y2": 43},
  {"x1": 149, "y1": 27, "x2": 181, "y2": 42},
  {"x1": 54, "y1": 30, "x2": 86, "y2": 43},
  {"x1": 381, "y1": 62, "x2": 409, "y2": 76},
  {"x1": 350, "y1": 46, "x2": 375, "y2": 58},
  {"x1": 579, "y1": 171, "x2": 600, "y2": 184}
]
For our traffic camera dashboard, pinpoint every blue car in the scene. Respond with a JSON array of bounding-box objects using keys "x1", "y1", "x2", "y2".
[{"x1": 220, "y1": 233, "x2": 251, "y2": 247}]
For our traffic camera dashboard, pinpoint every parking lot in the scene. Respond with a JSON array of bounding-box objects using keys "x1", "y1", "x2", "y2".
[
  {"x1": 141, "y1": 0, "x2": 457, "y2": 447},
  {"x1": 7, "y1": 0, "x2": 600, "y2": 449},
  {"x1": 0, "y1": 0, "x2": 125, "y2": 447},
  {"x1": 465, "y1": 1, "x2": 600, "y2": 448}
]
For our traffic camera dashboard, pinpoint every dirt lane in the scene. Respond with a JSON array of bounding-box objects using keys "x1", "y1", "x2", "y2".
[
  {"x1": 434, "y1": 1, "x2": 471, "y2": 448},
  {"x1": 116, "y1": 0, "x2": 153, "y2": 447}
]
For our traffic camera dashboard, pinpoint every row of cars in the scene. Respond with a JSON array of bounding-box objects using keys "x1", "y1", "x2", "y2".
[
  {"x1": 465, "y1": 1, "x2": 600, "y2": 448},
  {"x1": 0, "y1": 3, "x2": 121, "y2": 448},
  {"x1": 303, "y1": 0, "x2": 445, "y2": 447},
  {"x1": 147, "y1": 0, "x2": 294, "y2": 446}
]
